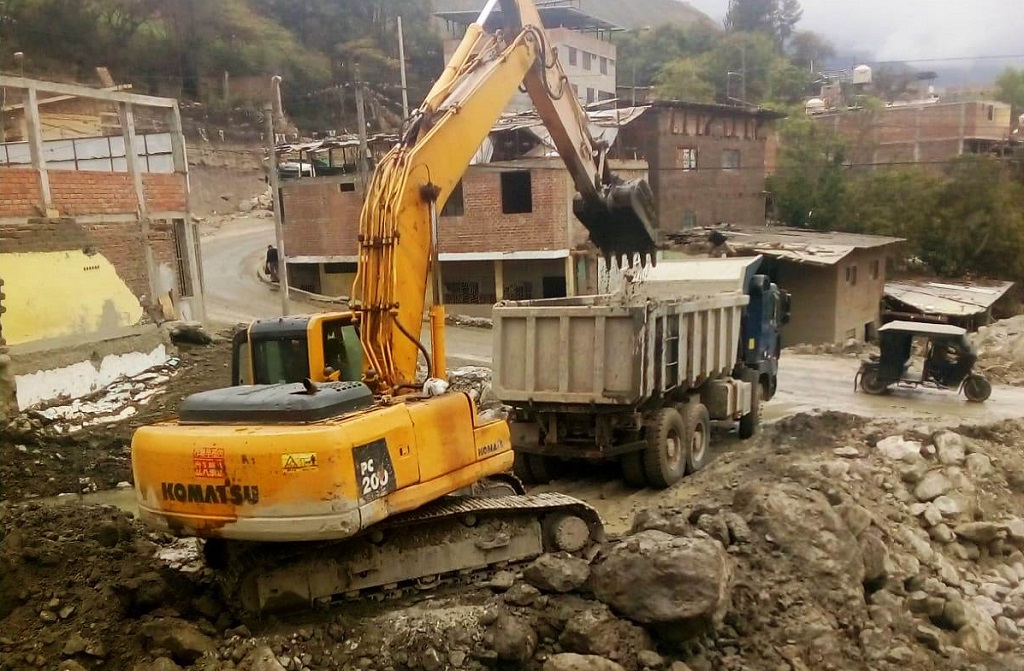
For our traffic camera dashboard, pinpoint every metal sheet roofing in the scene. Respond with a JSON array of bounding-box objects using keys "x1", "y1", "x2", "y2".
[
  {"x1": 885, "y1": 280, "x2": 1014, "y2": 316},
  {"x1": 879, "y1": 320, "x2": 968, "y2": 336},
  {"x1": 727, "y1": 228, "x2": 904, "y2": 266}
]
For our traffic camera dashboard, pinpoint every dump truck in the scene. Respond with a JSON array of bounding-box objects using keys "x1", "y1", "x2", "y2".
[{"x1": 493, "y1": 256, "x2": 789, "y2": 489}]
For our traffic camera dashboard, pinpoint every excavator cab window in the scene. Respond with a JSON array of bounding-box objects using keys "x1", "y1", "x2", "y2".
[
  {"x1": 252, "y1": 337, "x2": 311, "y2": 385},
  {"x1": 322, "y1": 320, "x2": 363, "y2": 382}
]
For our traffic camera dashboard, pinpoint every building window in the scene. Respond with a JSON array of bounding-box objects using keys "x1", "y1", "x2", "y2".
[
  {"x1": 500, "y1": 171, "x2": 533, "y2": 214},
  {"x1": 988, "y1": 105, "x2": 994, "y2": 121},
  {"x1": 600, "y1": 57, "x2": 608, "y2": 75},
  {"x1": 676, "y1": 147, "x2": 697, "y2": 171},
  {"x1": 324, "y1": 262, "x2": 357, "y2": 274},
  {"x1": 441, "y1": 179, "x2": 465, "y2": 217},
  {"x1": 568, "y1": 47, "x2": 578, "y2": 66},
  {"x1": 846, "y1": 265, "x2": 858, "y2": 286},
  {"x1": 582, "y1": 51, "x2": 592, "y2": 70},
  {"x1": 572, "y1": 83, "x2": 579, "y2": 97},
  {"x1": 682, "y1": 209, "x2": 697, "y2": 229},
  {"x1": 722, "y1": 149, "x2": 740, "y2": 170},
  {"x1": 586, "y1": 88, "x2": 595, "y2": 104},
  {"x1": 339, "y1": 182, "x2": 356, "y2": 193},
  {"x1": 870, "y1": 259, "x2": 880, "y2": 280}
]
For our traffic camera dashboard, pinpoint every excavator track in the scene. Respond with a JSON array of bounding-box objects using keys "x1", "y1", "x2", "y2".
[{"x1": 206, "y1": 490, "x2": 605, "y2": 617}]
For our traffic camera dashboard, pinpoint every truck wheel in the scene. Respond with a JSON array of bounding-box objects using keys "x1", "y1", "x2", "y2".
[
  {"x1": 512, "y1": 452, "x2": 535, "y2": 483},
  {"x1": 683, "y1": 403, "x2": 712, "y2": 474},
  {"x1": 738, "y1": 377, "x2": 762, "y2": 440},
  {"x1": 525, "y1": 454, "x2": 561, "y2": 484},
  {"x1": 963, "y1": 374, "x2": 992, "y2": 403},
  {"x1": 620, "y1": 453, "x2": 647, "y2": 488},
  {"x1": 642, "y1": 407, "x2": 688, "y2": 488}
]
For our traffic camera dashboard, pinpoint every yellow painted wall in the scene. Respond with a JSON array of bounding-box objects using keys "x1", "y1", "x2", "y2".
[{"x1": 1, "y1": 251, "x2": 143, "y2": 346}]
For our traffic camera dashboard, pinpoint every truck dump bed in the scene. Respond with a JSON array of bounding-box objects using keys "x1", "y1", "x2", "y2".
[{"x1": 492, "y1": 291, "x2": 749, "y2": 407}]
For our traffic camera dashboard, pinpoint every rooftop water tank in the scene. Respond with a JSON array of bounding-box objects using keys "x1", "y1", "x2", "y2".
[
  {"x1": 805, "y1": 97, "x2": 826, "y2": 114},
  {"x1": 853, "y1": 64, "x2": 873, "y2": 85}
]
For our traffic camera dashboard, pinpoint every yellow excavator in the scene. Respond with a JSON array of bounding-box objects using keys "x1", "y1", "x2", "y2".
[{"x1": 131, "y1": 0, "x2": 658, "y2": 615}]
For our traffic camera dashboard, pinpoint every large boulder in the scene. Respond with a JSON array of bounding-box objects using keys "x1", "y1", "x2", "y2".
[
  {"x1": 543, "y1": 654, "x2": 625, "y2": 671},
  {"x1": 558, "y1": 607, "x2": 652, "y2": 660},
  {"x1": 589, "y1": 530, "x2": 733, "y2": 631},
  {"x1": 138, "y1": 618, "x2": 216, "y2": 666},
  {"x1": 523, "y1": 554, "x2": 590, "y2": 593}
]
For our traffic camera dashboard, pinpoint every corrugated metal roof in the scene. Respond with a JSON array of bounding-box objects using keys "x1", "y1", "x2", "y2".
[
  {"x1": 885, "y1": 280, "x2": 1014, "y2": 316},
  {"x1": 726, "y1": 228, "x2": 904, "y2": 267}
]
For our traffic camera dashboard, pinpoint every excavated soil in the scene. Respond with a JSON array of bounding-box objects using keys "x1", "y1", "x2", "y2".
[
  {"x1": 3, "y1": 412, "x2": 1024, "y2": 671},
  {"x1": 0, "y1": 339, "x2": 233, "y2": 501}
]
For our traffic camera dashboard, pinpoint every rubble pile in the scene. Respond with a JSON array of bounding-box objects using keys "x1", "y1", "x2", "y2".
[
  {"x1": 237, "y1": 187, "x2": 274, "y2": 214},
  {"x1": 970, "y1": 316, "x2": 1024, "y2": 385},
  {"x1": 445, "y1": 314, "x2": 493, "y2": 329}
]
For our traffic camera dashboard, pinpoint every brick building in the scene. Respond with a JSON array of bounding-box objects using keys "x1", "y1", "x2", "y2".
[
  {"x1": 279, "y1": 101, "x2": 781, "y2": 314},
  {"x1": 0, "y1": 76, "x2": 204, "y2": 415},
  {"x1": 435, "y1": 2, "x2": 621, "y2": 112},
  {"x1": 809, "y1": 100, "x2": 1013, "y2": 166},
  {"x1": 618, "y1": 101, "x2": 784, "y2": 233}
]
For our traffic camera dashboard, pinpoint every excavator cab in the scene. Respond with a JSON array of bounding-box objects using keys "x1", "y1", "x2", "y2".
[{"x1": 231, "y1": 313, "x2": 363, "y2": 386}]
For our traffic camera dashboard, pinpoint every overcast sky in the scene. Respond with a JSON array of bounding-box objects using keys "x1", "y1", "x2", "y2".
[{"x1": 682, "y1": 0, "x2": 1024, "y2": 67}]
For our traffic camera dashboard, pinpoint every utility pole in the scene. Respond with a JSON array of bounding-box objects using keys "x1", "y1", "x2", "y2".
[
  {"x1": 354, "y1": 68, "x2": 370, "y2": 191},
  {"x1": 740, "y1": 43, "x2": 747, "y2": 105},
  {"x1": 397, "y1": 16, "x2": 410, "y2": 118},
  {"x1": 264, "y1": 103, "x2": 290, "y2": 316}
]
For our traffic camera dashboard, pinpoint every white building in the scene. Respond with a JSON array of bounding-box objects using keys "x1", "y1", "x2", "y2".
[{"x1": 435, "y1": 2, "x2": 620, "y2": 112}]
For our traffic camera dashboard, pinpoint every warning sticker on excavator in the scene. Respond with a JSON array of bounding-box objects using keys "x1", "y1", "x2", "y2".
[
  {"x1": 281, "y1": 452, "x2": 318, "y2": 472},
  {"x1": 193, "y1": 448, "x2": 226, "y2": 479}
]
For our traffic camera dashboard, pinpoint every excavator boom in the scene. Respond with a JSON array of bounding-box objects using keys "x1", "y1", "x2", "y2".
[{"x1": 353, "y1": 0, "x2": 659, "y2": 393}]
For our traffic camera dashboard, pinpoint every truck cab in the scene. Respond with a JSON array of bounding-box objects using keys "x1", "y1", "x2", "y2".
[{"x1": 738, "y1": 269, "x2": 791, "y2": 401}]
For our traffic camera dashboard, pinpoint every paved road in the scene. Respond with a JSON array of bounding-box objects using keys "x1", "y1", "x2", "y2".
[
  {"x1": 199, "y1": 220, "x2": 1024, "y2": 423},
  {"x1": 199, "y1": 218, "x2": 491, "y2": 366}
]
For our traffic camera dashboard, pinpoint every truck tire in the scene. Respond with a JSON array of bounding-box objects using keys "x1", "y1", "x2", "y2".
[
  {"x1": 620, "y1": 453, "x2": 647, "y2": 488},
  {"x1": 963, "y1": 374, "x2": 992, "y2": 403},
  {"x1": 683, "y1": 402, "x2": 712, "y2": 474},
  {"x1": 525, "y1": 454, "x2": 561, "y2": 484},
  {"x1": 642, "y1": 407, "x2": 688, "y2": 488},
  {"x1": 512, "y1": 452, "x2": 535, "y2": 482},
  {"x1": 738, "y1": 374, "x2": 762, "y2": 440}
]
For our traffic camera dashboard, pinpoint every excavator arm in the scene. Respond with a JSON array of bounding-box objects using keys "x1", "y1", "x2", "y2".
[{"x1": 353, "y1": 0, "x2": 658, "y2": 395}]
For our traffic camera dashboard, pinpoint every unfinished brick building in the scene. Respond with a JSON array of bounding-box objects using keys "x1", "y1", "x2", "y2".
[
  {"x1": 810, "y1": 100, "x2": 1013, "y2": 166},
  {"x1": 278, "y1": 101, "x2": 781, "y2": 315},
  {"x1": 0, "y1": 76, "x2": 204, "y2": 415}
]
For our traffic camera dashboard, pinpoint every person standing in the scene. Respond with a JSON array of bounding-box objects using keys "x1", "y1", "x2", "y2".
[{"x1": 265, "y1": 244, "x2": 279, "y2": 282}]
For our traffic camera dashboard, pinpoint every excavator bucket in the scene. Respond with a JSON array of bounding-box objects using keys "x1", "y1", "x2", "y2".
[{"x1": 574, "y1": 179, "x2": 660, "y2": 268}]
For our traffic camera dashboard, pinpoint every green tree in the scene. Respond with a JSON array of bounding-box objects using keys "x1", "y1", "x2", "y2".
[
  {"x1": 787, "y1": 30, "x2": 834, "y2": 72},
  {"x1": 724, "y1": 0, "x2": 776, "y2": 35},
  {"x1": 774, "y1": 0, "x2": 803, "y2": 48},
  {"x1": 653, "y1": 57, "x2": 715, "y2": 102},
  {"x1": 995, "y1": 67, "x2": 1024, "y2": 118},
  {"x1": 839, "y1": 166, "x2": 943, "y2": 239},
  {"x1": 922, "y1": 156, "x2": 1024, "y2": 278},
  {"x1": 614, "y1": 23, "x2": 718, "y2": 89},
  {"x1": 767, "y1": 116, "x2": 849, "y2": 229}
]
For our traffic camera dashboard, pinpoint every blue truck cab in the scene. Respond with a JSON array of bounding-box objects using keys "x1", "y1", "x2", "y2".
[{"x1": 737, "y1": 257, "x2": 791, "y2": 401}]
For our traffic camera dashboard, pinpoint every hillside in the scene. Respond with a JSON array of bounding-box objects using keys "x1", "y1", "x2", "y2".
[{"x1": 434, "y1": 0, "x2": 714, "y2": 29}]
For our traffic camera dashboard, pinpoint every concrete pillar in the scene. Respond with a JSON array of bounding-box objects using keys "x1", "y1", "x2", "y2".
[
  {"x1": 120, "y1": 103, "x2": 158, "y2": 306},
  {"x1": 494, "y1": 259, "x2": 504, "y2": 301},
  {"x1": 25, "y1": 87, "x2": 55, "y2": 216},
  {"x1": 564, "y1": 255, "x2": 576, "y2": 297}
]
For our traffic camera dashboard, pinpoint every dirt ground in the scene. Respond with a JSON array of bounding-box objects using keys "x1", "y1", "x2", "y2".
[
  {"x1": 0, "y1": 339, "x2": 234, "y2": 501},
  {"x1": 5, "y1": 411, "x2": 1024, "y2": 671}
]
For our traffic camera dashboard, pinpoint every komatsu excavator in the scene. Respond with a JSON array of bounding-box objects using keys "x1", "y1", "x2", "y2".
[{"x1": 131, "y1": 0, "x2": 658, "y2": 616}]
